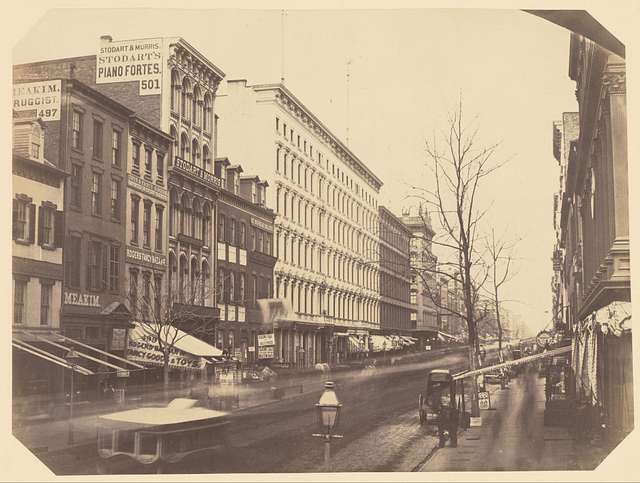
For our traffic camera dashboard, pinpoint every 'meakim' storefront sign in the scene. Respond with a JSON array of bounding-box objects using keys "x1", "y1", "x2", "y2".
[{"x1": 96, "y1": 37, "x2": 163, "y2": 96}]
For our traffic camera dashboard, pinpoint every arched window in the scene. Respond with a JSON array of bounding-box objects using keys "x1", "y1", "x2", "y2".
[
  {"x1": 192, "y1": 199, "x2": 201, "y2": 239},
  {"x1": 169, "y1": 189, "x2": 178, "y2": 236},
  {"x1": 179, "y1": 254, "x2": 188, "y2": 302},
  {"x1": 171, "y1": 69, "x2": 181, "y2": 112},
  {"x1": 180, "y1": 193, "x2": 190, "y2": 235},
  {"x1": 192, "y1": 85, "x2": 201, "y2": 126},
  {"x1": 201, "y1": 260, "x2": 210, "y2": 306},
  {"x1": 203, "y1": 144, "x2": 211, "y2": 172},
  {"x1": 203, "y1": 93, "x2": 212, "y2": 132},
  {"x1": 190, "y1": 257, "x2": 199, "y2": 301},
  {"x1": 191, "y1": 138, "x2": 200, "y2": 165},
  {"x1": 169, "y1": 125, "x2": 178, "y2": 163},
  {"x1": 181, "y1": 78, "x2": 192, "y2": 120},
  {"x1": 168, "y1": 252, "x2": 177, "y2": 301},
  {"x1": 180, "y1": 132, "x2": 189, "y2": 159},
  {"x1": 202, "y1": 202, "x2": 211, "y2": 245}
]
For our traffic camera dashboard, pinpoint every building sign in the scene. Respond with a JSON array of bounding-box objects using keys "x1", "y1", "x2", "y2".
[
  {"x1": 239, "y1": 249, "x2": 247, "y2": 266},
  {"x1": 228, "y1": 246, "x2": 237, "y2": 264},
  {"x1": 126, "y1": 245, "x2": 167, "y2": 270},
  {"x1": 97, "y1": 37, "x2": 163, "y2": 96},
  {"x1": 111, "y1": 328, "x2": 127, "y2": 351},
  {"x1": 13, "y1": 80, "x2": 61, "y2": 121},
  {"x1": 128, "y1": 173, "x2": 168, "y2": 201},
  {"x1": 173, "y1": 157, "x2": 223, "y2": 190},
  {"x1": 238, "y1": 307, "x2": 245, "y2": 322},
  {"x1": 258, "y1": 333, "x2": 275, "y2": 347},
  {"x1": 478, "y1": 390, "x2": 491, "y2": 410},
  {"x1": 64, "y1": 291, "x2": 100, "y2": 307},
  {"x1": 128, "y1": 333, "x2": 204, "y2": 370},
  {"x1": 251, "y1": 217, "x2": 273, "y2": 233},
  {"x1": 228, "y1": 306, "x2": 236, "y2": 322},
  {"x1": 217, "y1": 242, "x2": 227, "y2": 261},
  {"x1": 258, "y1": 346, "x2": 274, "y2": 359},
  {"x1": 248, "y1": 346, "x2": 255, "y2": 353}
]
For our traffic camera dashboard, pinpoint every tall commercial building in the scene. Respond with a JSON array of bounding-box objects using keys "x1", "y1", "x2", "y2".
[
  {"x1": 14, "y1": 36, "x2": 227, "y2": 342},
  {"x1": 554, "y1": 33, "x2": 631, "y2": 445},
  {"x1": 400, "y1": 206, "x2": 440, "y2": 348},
  {"x1": 378, "y1": 206, "x2": 412, "y2": 335},
  {"x1": 217, "y1": 80, "x2": 383, "y2": 366}
]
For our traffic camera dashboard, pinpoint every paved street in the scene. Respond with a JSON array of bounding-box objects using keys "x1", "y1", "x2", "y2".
[
  {"x1": 25, "y1": 348, "x2": 472, "y2": 474},
  {"x1": 421, "y1": 368, "x2": 605, "y2": 472}
]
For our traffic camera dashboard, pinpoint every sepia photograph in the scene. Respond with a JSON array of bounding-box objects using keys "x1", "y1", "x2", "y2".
[{"x1": 5, "y1": 3, "x2": 637, "y2": 480}]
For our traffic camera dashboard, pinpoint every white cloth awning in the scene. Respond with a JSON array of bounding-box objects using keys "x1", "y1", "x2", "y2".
[{"x1": 128, "y1": 323, "x2": 222, "y2": 371}]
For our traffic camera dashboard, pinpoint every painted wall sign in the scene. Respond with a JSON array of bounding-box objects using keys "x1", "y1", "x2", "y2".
[
  {"x1": 111, "y1": 328, "x2": 127, "y2": 351},
  {"x1": 127, "y1": 333, "x2": 204, "y2": 370},
  {"x1": 64, "y1": 291, "x2": 100, "y2": 307},
  {"x1": 126, "y1": 245, "x2": 167, "y2": 269},
  {"x1": 13, "y1": 80, "x2": 61, "y2": 121},
  {"x1": 128, "y1": 173, "x2": 168, "y2": 201},
  {"x1": 173, "y1": 157, "x2": 223, "y2": 190},
  {"x1": 250, "y1": 217, "x2": 273, "y2": 233},
  {"x1": 96, "y1": 37, "x2": 163, "y2": 95}
]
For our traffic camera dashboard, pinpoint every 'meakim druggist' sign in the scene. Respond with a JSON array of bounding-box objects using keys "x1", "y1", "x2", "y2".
[
  {"x1": 13, "y1": 80, "x2": 61, "y2": 121},
  {"x1": 96, "y1": 37, "x2": 163, "y2": 96}
]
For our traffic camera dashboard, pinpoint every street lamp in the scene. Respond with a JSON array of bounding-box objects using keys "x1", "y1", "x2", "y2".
[
  {"x1": 65, "y1": 347, "x2": 81, "y2": 445},
  {"x1": 312, "y1": 381, "x2": 343, "y2": 471}
]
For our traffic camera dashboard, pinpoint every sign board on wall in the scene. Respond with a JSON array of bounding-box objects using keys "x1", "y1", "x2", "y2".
[
  {"x1": 111, "y1": 328, "x2": 127, "y2": 351},
  {"x1": 13, "y1": 80, "x2": 61, "y2": 121},
  {"x1": 478, "y1": 391, "x2": 491, "y2": 410},
  {"x1": 126, "y1": 245, "x2": 167, "y2": 270},
  {"x1": 258, "y1": 346, "x2": 274, "y2": 359},
  {"x1": 96, "y1": 38, "x2": 163, "y2": 96},
  {"x1": 258, "y1": 333, "x2": 275, "y2": 347},
  {"x1": 63, "y1": 291, "x2": 100, "y2": 308}
]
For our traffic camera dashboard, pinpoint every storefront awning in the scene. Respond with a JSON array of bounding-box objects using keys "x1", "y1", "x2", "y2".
[
  {"x1": 13, "y1": 330, "x2": 142, "y2": 376},
  {"x1": 128, "y1": 323, "x2": 222, "y2": 371}
]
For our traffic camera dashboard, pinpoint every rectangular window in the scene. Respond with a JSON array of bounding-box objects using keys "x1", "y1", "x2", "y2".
[
  {"x1": 131, "y1": 197, "x2": 140, "y2": 244},
  {"x1": 87, "y1": 241, "x2": 103, "y2": 290},
  {"x1": 14, "y1": 280, "x2": 26, "y2": 325},
  {"x1": 93, "y1": 119, "x2": 103, "y2": 160},
  {"x1": 239, "y1": 223, "x2": 246, "y2": 249},
  {"x1": 132, "y1": 143, "x2": 140, "y2": 174},
  {"x1": 142, "y1": 273, "x2": 151, "y2": 320},
  {"x1": 72, "y1": 111, "x2": 82, "y2": 149},
  {"x1": 70, "y1": 165, "x2": 82, "y2": 208},
  {"x1": 40, "y1": 283, "x2": 51, "y2": 326},
  {"x1": 276, "y1": 117, "x2": 280, "y2": 132},
  {"x1": 218, "y1": 215, "x2": 225, "y2": 243},
  {"x1": 13, "y1": 199, "x2": 29, "y2": 241},
  {"x1": 31, "y1": 142, "x2": 40, "y2": 159},
  {"x1": 110, "y1": 179, "x2": 121, "y2": 221},
  {"x1": 144, "y1": 149, "x2": 153, "y2": 178},
  {"x1": 109, "y1": 245, "x2": 120, "y2": 291},
  {"x1": 129, "y1": 270, "x2": 138, "y2": 317},
  {"x1": 112, "y1": 130, "x2": 121, "y2": 166},
  {"x1": 156, "y1": 152, "x2": 165, "y2": 185},
  {"x1": 155, "y1": 206, "x2": 164, "y2": 250},
  {"x1": 39, "y1": 206, "x2": 54, "y2": 246},
  {"x1": 252, "y1": 275, "x2": 257, "y2": 306},
  {"x1": 65, "y1": 236, "x2": 81, "y2": 288},
  {"x1": 91, "y1": 172, "x2": 102, "y2": 216},
  {"x1": 143, "y1": 203, "x2": 151, "y2": 248}
]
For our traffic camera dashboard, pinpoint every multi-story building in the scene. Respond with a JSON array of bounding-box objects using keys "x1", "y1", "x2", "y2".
[
  {"x1": 12, "y1": 115, "x2": 66, "y2": 402},
  {"x1": 555, "y1": 33, "x2": 631, "y2": 445},
  {"x1": 378, "y1": 206, "x2": 412, "y2": 336},
  {"x1": 216, "y1": 80, "x2": 383, "y2": 366},
  {"x1": 551, "y1": 112, "x2": 580, "y2": 335},
  {"x1": 400, "y1": 206, "x2": 440, "y2": 349},
  {"x1": 124, "y1": 116, "x2": 172, "y2": 325},
  {"x1": 14, "y1": 36, "x2": 227, "y2": 341},
  {"x1": 214, "y1": 157, "x2": 276, "y2": 364}
]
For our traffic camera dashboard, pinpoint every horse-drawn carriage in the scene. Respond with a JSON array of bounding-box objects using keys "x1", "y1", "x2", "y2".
[{"x1": 418, "y1": 369, "x2": 460, "y2": 448}]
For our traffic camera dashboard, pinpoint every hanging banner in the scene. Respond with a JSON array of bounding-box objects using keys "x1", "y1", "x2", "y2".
[
  {"x1": 97, "y1": 37, "x2": 163, "y2": 96},
  {"x1": 13, "y1": 80, "x2": 61, "y2": 121}
]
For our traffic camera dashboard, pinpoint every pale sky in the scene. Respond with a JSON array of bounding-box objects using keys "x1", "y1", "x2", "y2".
[{"x1": 12, "y1": 8, "x2": 618, "y2": 337}]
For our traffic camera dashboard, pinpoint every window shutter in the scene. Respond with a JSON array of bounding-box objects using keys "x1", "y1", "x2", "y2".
[
  {"x1": 28, "y1": 204, "x2": 36, "y2": 244},
  {"x1": 12, "y1": 199, "x2": 18, "y2": 240},
  {"x1": 37, "y1": 206, "x2": 45, "y2": 246},
  {"x1": 54, "y1": 211, "x2": 64, "y2": 248}
]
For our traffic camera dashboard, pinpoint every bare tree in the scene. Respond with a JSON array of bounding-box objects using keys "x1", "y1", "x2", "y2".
[
  {"x1": 485, "y1": 228, "x2": 519, "y2": 363},
  {"x1": 127, "y1": 271, "x2": 218, "y2": 391},
  {"x1": 408, "y1": 98, "x2": 506, "y2": 416}
]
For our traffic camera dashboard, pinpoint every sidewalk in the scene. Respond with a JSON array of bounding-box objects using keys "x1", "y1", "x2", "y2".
[{"x1": 420, "y1": 369, "x2": 609, "y2": 471}]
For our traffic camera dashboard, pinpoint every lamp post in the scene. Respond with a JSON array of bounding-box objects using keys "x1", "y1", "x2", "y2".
[
  {"x1": 65, "y1": 347, "x2": 81, "y2": 446},
  {"x1": 312, "y1": 381, "x2": 343, "y2": 472}
]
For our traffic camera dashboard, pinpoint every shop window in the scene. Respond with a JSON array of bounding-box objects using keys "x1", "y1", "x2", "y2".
[
  {"x1": 40, "y1": 282, "x2": 52, "y2": 326},
  {"x1": 13, "y1": 279, "x2": 26, "y2": 325}
]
